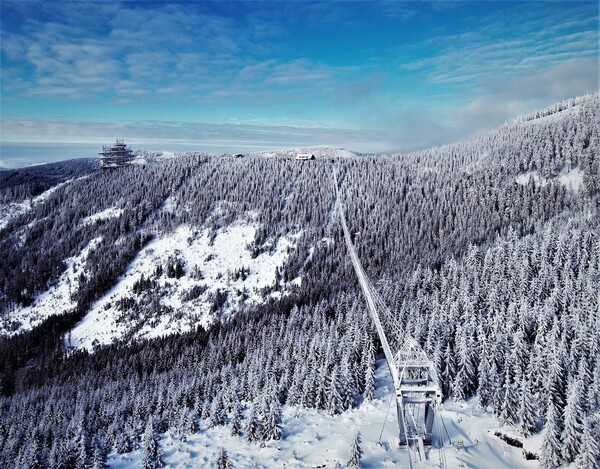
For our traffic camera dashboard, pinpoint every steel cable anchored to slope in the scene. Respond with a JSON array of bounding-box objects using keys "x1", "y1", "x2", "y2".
[{"x1": 332, "y1": 166, "x2": 445, "y2": 467}]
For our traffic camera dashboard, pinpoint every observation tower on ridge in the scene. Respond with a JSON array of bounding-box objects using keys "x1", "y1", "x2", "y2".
[{"x1": 99, "y1": 139, "x2": 135, "y2": 168}]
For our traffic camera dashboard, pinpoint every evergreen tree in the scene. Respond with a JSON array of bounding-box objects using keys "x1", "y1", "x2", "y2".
[
  {"x1": 362, "y1": 338, "x2": 376, "y2": 401},
  {"x1": 499, "y1": 368, "x2": 518, "y2": 426},
  {"x1": 327, "y1": 366, "x2": 345, "y2": 416},
  {"x1": 346, "y1": 431, "x2": 363, "y2": 469},
  {"x1": 540, "y1": 401, "x2": 563, "y2": 468},
  {"x1": 562, "y1": 379, "x2": 585, "y2": 463},
  {"x1": 141, "y1": 417, "x2": 163, "y2": 469},
  {"x1": 230, "y1": 403, "x2": 243, "y2": 436},
  {"x1": 209, "y1": 396, "x2": 226, "y2": 427},
  {"x1": 575, "y1": 416, "x2": 599, "y2": 469},
  {"x1": 216, "y1": 447, "x2": 231, "y2": 469},
  {"x1": 262, "y1": 402, "x2": 283, "y2": 441},
  {"x1": 519, "y1": 377, "x2": 537, "y2": 437},
  {"x1": 244, "y1": 406, "x2": 262, "y2": 443},
  {"x1": 477, "y1": 353, "x2": 493, "y2": 410}
]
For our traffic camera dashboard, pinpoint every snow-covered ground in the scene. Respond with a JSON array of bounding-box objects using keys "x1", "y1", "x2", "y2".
[
  {"x1": 67, "y1": 221, "x2": 301, "y2": 351},
  {"x1": 515, "y1": 166, "x2": 584, "y2": 193},
  {"x1": 557, "y1": 167, "x2": 584, "y2": 194},
  {"x1": 107, "y1": 359, "x2": 540, "y2": 468},
  {"x1": 81, "y1": 207, "x2": 124, "y2": 225},
  {"x1": 0, "y1": 237, "x2": 102, "y2": 335}
]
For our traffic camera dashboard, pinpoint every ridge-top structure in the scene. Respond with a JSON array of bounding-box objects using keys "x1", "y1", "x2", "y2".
[{"x1": 99, "y1": 139, "x2": 135, "y2": 168}]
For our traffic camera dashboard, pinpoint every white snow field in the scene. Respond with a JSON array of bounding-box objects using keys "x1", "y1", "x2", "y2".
[
  {"x1": 0, "y1": 237, "x2": 102, "y2": 335},
  {"x1": 107, "y1": 359, "x2": 540, "y2": 469},
  {"x1": 515, "y1": 166, "x2": 584, "y2": 193},
  {"x1": 67, "y1": 221, "x2": 301, "y2": 351},
  {"x1": 81, "y1": 206, "x2": 124, "y2": 225}
]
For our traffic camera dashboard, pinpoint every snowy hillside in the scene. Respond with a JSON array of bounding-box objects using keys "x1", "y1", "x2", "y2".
[
  {"x1": 67, "y1": 220, "x2": 301, "y2": 350},
  {"x1": 0, "y1": 176, "x2": 88, "y2": 230},
  {"x1": 0, "y1": 94, "x2": 599, "y2": 469},
  {"x1": 515, "y1": 166, "x2": 585, "y2": 193},
  {"x1": 0, "y1": 237, "x2": 101, "y2": 335}
]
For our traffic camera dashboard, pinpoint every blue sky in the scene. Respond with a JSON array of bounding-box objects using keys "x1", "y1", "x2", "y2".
[{"x1": 1, "y1": 1, "x2": 598, "y2": 166}]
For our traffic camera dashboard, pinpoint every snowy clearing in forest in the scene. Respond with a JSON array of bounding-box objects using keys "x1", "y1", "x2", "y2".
[
  {"x1": 67, "y1": 221, "x2": 301, "y2": 351},
  {"x1": 107, "y1": 359, "x2": 540, "y2": 469},
  {"x1": 0, "y1": 237, "x2": 102, "y2": 336},
  {"x1": 81, "y1": 207, "x2": 124, "y2": 225},
  {"x1": 515, "y1": 166, "x2": 584, "y2": 193},
  {"x1": 557, "y1": 167, "x2": 584, "y2": 194}
]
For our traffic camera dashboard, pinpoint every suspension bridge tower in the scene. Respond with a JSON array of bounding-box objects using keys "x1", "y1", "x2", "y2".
[{"x1": 333, "y1": 167, "x2": 445, "y2": 467}]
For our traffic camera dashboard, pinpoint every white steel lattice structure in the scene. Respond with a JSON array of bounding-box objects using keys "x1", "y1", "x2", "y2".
[
  {"x1": 333, "y1": 167, "x2": 444, "y2": 467},
  {"x1": 99, "y1": 139, "x2": 135, "y2": 168}
]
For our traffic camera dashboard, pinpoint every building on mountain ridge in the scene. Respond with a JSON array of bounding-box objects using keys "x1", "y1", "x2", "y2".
[{"x1": 99, "y1": 139, "x2": 135, "y2": 168}]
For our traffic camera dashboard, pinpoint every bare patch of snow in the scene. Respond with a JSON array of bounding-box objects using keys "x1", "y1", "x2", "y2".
[
  {"x1": 67, "y1": 221, "x2": 301, "y2": 351},
  {"x1": 0, "y1": 237, "x2": 102, "y2": 335},
  {"x1": 557, "y1": 167, "x2": 584, "y2": 194},
  {"x1": 515, "y1": 171, "x2": 548, "y2": 188},
  {"x1": 516, "y1": 167, "x2": 585, "y2": 194},
  {"x1": 81, "y1": 207, "x2": 124, "y2": 226}
]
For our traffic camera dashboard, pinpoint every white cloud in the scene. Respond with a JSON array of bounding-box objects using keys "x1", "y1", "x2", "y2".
[{"x1": 0, "y1": 117, "x2": 394, "y2": 154}]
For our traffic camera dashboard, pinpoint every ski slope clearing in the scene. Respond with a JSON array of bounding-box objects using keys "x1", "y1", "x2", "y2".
[
  {"x1": 67, "y1": 221, "x2": 301, "y2": 351},
  {"x1": 0, "y1": 237, "x2": 102, "y2": 335},
  {"x1": 107, "y1": 359, "x2": 540, "y2": 469}
]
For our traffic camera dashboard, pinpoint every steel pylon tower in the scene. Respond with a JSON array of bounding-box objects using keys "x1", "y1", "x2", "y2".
[{"x1": 333, "y1": 167, "x2": 444, "y2": 466}]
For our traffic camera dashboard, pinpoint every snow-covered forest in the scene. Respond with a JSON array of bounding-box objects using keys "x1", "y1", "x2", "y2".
[{"x1": 0, "y1": 94, "x2": 598, "y2": 468}]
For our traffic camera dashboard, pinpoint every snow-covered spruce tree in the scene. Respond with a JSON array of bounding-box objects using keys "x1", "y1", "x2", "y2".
[
  {"x1": 244, "y1": 406, "x2": 262, "y2": 443},
  {"x1": 327, "y1": 365, "x2": 345, "y2": 416},
  {"x1": 451, "y1": 326, "x2": 477, "y2": 401},
  {"x1": 362, "y1": 339, "x2": 376, "y2": 401},
  {"x1": 575, "y1": 416, "x2": 599, "y2": 469},
  {"x1": 476, "y1": 341, "x2": 492, "y2": 410},
  {"x1": 75, "y1": 428, "x2": 89, "y2": 469},
  {"x1": 562, "y1": 378, "x2": 585, "y2": 463},
  {"x1": 90, "y1": 442, "x2": 108, "y2": 469},
  {"x1": 540, "y1": 400, "x2": 564, "y2": 468},
  {"x1": 216, "y1": 447, "x2": 231, "y2": 469},
  {"x1": 141, "y1": 417, "x2": 163, "y2": 469},
  {"x1": 346, "y1": 431, "x2": 363, "y2": 469},
  {"x1": 209, "y1": 395, "x2": 226, "y2": 427},
  {"x1": 20, "y1": 432, "x2": 43, "y2": 469},
  {"x1": 519, "y1": 377, "x2": 537, "y2": 437},
  {"x1": 230, "y1": 403, "x2": 243, "y2": 436},
  {"x1": 499, "y1": 368, "x2": 519, "y2": 426},
  {"x1": 262, "y1": 402, "x2": 283, "y2": 441}
]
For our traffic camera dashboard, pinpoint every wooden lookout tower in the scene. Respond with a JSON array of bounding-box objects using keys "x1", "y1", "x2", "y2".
[{"x1": 99, "y1": 139, "x2": 135, "y2": 168}]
